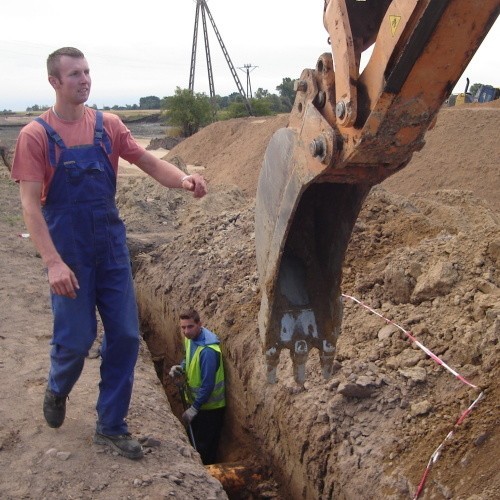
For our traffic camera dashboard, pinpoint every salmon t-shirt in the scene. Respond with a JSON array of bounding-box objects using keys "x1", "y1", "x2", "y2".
[{"x1": 11, "y1": 107, "x2": 146, "y2": 204}]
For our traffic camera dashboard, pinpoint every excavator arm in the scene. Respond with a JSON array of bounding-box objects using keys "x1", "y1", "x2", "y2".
[{"x1": 255, "y1": 0, "x2": 499, "y2": 384}]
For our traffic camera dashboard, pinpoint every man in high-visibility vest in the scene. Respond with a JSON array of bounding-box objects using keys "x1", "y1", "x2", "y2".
[{"x1": 169, "y1": 309, "x2": 226, "y2": 465}]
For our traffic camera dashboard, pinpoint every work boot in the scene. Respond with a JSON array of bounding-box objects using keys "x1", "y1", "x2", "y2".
[
  {"x1": 43, "y1": 387, "x2": 67, "y2": 428},
  {"x1": 93, "y1": 432, "x2": 144, "y2": 460}
]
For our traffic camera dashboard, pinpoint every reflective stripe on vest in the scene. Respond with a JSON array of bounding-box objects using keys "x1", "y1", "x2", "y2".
[{"x1": 185, "y1": 339, "x2": 225, "y2": 410}]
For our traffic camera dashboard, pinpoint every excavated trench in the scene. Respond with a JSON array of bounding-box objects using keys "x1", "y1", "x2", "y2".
[
  {"x1": 138, "y1": 315, "x2": 279, "y2": 499},
  {"x1": 120, "y1": 177, "x2": 415, "y2": 500},
  {"x1": 118, "y1": 111, "x2": 500, "y2": 499},
  {"x1": 116, "y1": 122, "x2": 311, "y2": 498},
  {"x1": 123, "y1": 185, "x2": 325, "y2": 499},
  {"x1": 121, "y1": 176, "x2": 500, "y2": 500},
  {"x1": 130, "y1": 223, "x2": 395, "y2": 500},
  {"x1": 123, "y1": 183, "x2": 429, "y2": 499}
]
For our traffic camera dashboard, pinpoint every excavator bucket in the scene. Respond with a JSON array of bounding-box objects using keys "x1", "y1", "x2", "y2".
[
  {"x1": 256, "y1": 126, "x2": 370, "y2": 384},
  {"x1": 255, "y1": 0, "x2": 499, "y2": 384}
]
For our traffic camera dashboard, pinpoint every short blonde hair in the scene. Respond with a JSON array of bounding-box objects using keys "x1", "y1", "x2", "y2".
[{"x1": 47, "y1": 47, "x2": 85, "y2": 79}]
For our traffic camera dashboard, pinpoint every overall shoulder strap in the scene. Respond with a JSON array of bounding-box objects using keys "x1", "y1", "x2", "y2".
[
  {"x1": 93, "y1": 110, "x2": 112, "y2": 154},
  {"x1": 34, "y1": 117, "x2": 67, "y2": 167}
]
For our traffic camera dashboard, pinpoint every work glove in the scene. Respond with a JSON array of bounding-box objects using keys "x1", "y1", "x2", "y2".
[
  {"x1": 169, "y1": 365, "x2": 184, "y2": 378},
  {"x1": 182, "y1": 406, "x2": 198, "y2": 425}
]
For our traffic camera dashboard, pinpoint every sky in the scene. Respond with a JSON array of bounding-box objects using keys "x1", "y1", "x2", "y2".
[{"x1": 1, "y1": 0, "x2": 499, "y2": 111}]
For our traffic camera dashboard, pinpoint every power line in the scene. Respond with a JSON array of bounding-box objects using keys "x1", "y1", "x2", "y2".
[{"x1": 238, "y1": 64, "x2": 258, "y2": 98}]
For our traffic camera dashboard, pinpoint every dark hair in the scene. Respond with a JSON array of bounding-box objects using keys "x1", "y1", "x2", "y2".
[
  {"x1": 47, "y1": 47, "x2": 85, "y2": 79},
  {"x1": 179, "y1": 309, "x2": 200, "y2": 323}
]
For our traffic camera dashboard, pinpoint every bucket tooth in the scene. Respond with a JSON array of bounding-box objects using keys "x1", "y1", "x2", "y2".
[
  {"x1": 292, "y1": 340, "x2": 309, "y2": 385},
  {"x1": 265, "y1": 346, "x2": 280, "y2": 384},
  {"x1": 320, "y1": 340, "x2": 336, "y2": 380}
]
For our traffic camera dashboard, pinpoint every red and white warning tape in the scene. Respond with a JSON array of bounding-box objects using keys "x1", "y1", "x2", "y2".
[
  {"x1": 413, "y1": 392, "x2": 484, "y2": 499},
  {"x1": 341, "y1": 293, "x2": 484, "y2": 499}
]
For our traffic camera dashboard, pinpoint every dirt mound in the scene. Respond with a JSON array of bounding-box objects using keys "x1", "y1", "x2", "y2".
[
  {"x1": 166, "y1": 114, "x2": 289, "y2": 198},
  {"x1": 382, "y1": 105, "x2": 500, "y2": 213},
  {"x1": 165, "y1": 104, "x2": 499, "y2": 213}
]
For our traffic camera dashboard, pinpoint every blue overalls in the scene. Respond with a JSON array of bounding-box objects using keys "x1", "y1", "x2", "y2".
[{"x1": 36, "y1": 112, "x2": 140, "y2": 435}]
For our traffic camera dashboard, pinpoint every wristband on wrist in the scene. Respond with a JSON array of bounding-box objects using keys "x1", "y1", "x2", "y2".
[{"x1": 180, "y1": 174, "x2": 191, "y2": 188}]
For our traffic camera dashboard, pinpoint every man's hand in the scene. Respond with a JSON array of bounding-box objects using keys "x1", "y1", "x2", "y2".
[
  {"x1": 181, "y1": 173, "x2": 207, "y2": 199},
  {"x1": 47, "y1": 261, "x2": 79, "y2": 299},
  {"x1": 134, "y1": 153, "x2": 207, "y2": 199},
  {"x1": 169, "y1": 365, "x2": 184, "y2": 378},
  {"x1": 182, "y1": 406, "x2": 198, "y2": 425}
]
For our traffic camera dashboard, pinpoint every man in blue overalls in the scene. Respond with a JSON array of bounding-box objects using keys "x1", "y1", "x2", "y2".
[{"x1": 11, "y1": 47, "x2": 207, "y2": 459}]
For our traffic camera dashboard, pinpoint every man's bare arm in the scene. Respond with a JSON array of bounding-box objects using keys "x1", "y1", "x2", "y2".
[
  {"x1": 134, "y1": 151, "x2": 207, "y2": 198},
  {"x1": 19, "y1": 181, "x2": 79, "y2": 298}
]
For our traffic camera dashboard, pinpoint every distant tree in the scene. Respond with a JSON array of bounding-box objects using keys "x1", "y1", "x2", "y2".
[
  {"x1": 26, "y1": 104, "x2": 50, "y2": 112},
  {"x1": 251, "y1": 91, "x2": 291, "y2": 114},
  {"x1": 249, "y1": 98, "x2": 273, "y2": 116},
  {"x1": 254, "y1": 88, "x2": 269, "y2": 99},
  {"x1": 160, "y1": 96, "x2": 171, "y2": 109},
  {"x1": 139, "y1": 96, "x2": 161, "y2": 109},
  {"x1": 158, "y1": 75, "x2": 298, "y2": 125},
  {"x1": 469, "y1": 83, "x2": 481, "y2": 97},
  {"x1": 215, "y1": 95, "x2": 230, "y2": 109},
  {"x1": 266, "y1": 94, "x2": 287, "y2": 113},
  {"x1": 225, "y1": 101, "x2": 250, "y2": 118},
  {"x1": 224, "y1": 97, "x2": 273, "y2": 118},
  {"x1": 164, "y1": 87, "x2": 213, "y2": 137},
  {"x1": 276, "y1": 77, "x2": 296, "y2": 111},
  {"x1": 229, "y1": 92, "x2": 244, "y2": 101}
]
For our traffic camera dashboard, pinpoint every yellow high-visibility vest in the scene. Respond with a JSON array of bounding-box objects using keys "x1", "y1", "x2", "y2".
[{"x1": 185, "y1": 339, "x2": 225, "y2": 410}]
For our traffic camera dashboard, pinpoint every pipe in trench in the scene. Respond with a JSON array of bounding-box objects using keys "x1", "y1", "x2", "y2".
[{"x1": 205, "y1": 462, "x2": 268, "y2": 499}]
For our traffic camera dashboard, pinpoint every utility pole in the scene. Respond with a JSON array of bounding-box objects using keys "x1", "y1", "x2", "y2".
[
  {"x1": 188, "y1": 0, "x2": 253, "y2": 115},
  {"x1": 238, "y1": 64, "x2": 258, "y2": 99}
]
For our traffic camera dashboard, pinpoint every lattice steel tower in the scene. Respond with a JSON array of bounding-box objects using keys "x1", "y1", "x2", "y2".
[{"x1": 188, "y1": 0, "x2": 253, "y2": 115}]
